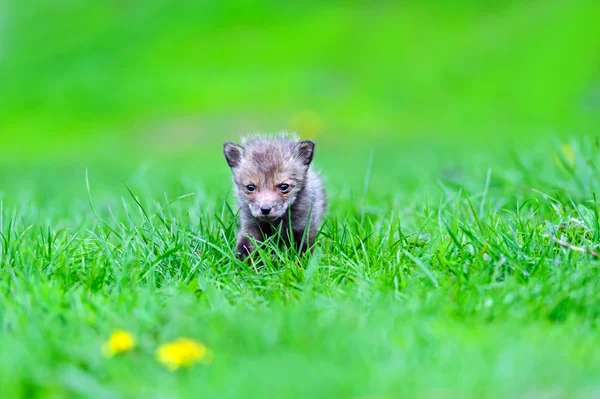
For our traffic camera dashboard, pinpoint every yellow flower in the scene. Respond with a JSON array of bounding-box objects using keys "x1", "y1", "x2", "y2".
[
  {"x1": 102, "y1": 330, "x2": 136, "y2": 357},
  {"x1": 156, "y1": 338, "x2": 213, "y2": 371},
  {"x1": 555, "y1": 144, "x2": 576, "y2": 169},
  {"x1": 289, "y1": 110, "x2": 322, "y2": 140}
]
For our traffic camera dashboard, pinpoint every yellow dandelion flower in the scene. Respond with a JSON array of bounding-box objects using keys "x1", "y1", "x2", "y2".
[
  {"x1": 555, "y1": 144, "x2": 576, "y2": 169},
  {"x1": 156, "y1": 338, "x2": 213, "y2": 371},
  {"x1": 102, "y1": 330, "x2": 136, "y2": 357},
  {"x1": 289, "y1": 109, "x2": 322, "y2": 140}
]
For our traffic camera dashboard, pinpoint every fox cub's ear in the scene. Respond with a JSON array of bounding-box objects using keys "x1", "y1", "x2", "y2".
[
  {"x1": 223, "y1": 142, "x2": 243, "y2": 168},
  {"x1": 296, "y1": 140, "x2": 315, "y2": 166}
]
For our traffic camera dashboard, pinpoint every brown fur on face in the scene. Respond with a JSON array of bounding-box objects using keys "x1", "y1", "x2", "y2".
[{"x1": 224, "y1": 135, "x2": 313, "y2": 221}]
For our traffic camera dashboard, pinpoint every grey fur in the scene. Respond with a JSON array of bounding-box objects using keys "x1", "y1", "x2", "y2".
[{"x1": 223, "y1": 133, "x2": 327, "y2": 260}]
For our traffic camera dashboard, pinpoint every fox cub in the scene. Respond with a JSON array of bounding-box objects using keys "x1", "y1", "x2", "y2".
[{"x1": 223, "y1": 134, "x2": 327, "y2": 260}]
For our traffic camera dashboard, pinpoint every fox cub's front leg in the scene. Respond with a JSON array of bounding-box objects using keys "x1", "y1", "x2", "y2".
[{"x1": 235, "y1": 226, "x2": 261, "y2": 260}]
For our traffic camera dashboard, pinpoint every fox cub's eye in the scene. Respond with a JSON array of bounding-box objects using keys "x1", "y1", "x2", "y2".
[
  {"x1": 278, "y1": 183, "x2": 290, "y2": 192},
  {"x1": 245, "y1": 184, "x2": 256, "y2": 193}
]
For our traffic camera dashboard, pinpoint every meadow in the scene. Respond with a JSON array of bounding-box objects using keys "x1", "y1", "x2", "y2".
[
  {"x1": 1, "y1": 1, "x2": 600, "y2": 398},
  {"x1": 2, "y1": 137, "x2": 599, "y2": 398}
]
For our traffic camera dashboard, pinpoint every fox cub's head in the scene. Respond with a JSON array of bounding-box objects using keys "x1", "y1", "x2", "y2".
[{"x1": 223, "y1": 135, "x2": 315, "y2": 221}]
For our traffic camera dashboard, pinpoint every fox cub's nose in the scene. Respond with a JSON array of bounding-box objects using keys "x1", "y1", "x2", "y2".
[{"x1": 260, "y1": 205, "x2": 272, "y2": 215}]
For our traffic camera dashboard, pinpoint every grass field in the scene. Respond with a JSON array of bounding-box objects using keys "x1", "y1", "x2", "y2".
[
  {"x1": 1, "y1": 1, "x2": 600, "y2": 398},
  {"x1": 1, "y1": 137, "x2": 599, "y2": 398}
]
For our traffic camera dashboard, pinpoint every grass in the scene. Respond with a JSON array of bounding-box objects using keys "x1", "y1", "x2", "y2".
[{"x1": 1, "y1": 137, "x2": 599, "y2": 398}]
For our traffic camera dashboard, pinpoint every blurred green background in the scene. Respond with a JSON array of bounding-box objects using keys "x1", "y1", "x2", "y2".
[{"x1": 1, "y1": 0, "x2": 599, "y2": 163}]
